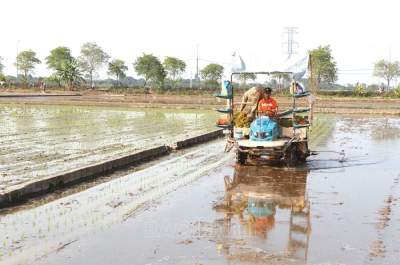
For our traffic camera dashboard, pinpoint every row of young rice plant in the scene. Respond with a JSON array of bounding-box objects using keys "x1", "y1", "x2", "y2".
[
  {"x1": 0, "y1": 140, "x2": 234, "y2": 264},
  {"x1": 0, "y1": 104, "x2": 224, "y2": 191},
  {"x1": 308, "y1": 114, "x2": 337, "y2": 151}
]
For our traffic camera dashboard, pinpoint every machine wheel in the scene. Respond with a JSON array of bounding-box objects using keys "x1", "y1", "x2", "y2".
[
  {"x1": 284, "y1": 145, "x2": 299, "y2": 167},
  {"x1": 236, "y1": 150, "x2": 247, "y2": 165},
  {"x1": 296, "y1": 142, "x2": 310, "y2": 162},
  {"x1": 297, "y1": 152, "x2": 308, "y2": 163}
]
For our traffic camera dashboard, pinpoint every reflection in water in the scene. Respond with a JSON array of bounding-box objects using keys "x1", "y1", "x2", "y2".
[
  {"x1": 212, "y1": 166, "x2": 311, "y2": 263},
  {"x1": 371, "y1": 117, "x2": 400, "y2": 140}
]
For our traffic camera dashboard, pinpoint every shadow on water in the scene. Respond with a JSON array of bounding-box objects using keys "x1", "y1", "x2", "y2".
[{"x1": 211, "y1": 166, "x2": 311, "y2": 264}]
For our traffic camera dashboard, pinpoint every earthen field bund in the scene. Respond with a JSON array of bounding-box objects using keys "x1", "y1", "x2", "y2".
[{"x1": 0, "y1": 129, "x2": 224, "y2": 207}]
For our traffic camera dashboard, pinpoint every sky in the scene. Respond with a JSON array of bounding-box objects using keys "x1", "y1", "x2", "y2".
[{"x1": 1, "y1": 0, "x2": 400, "y2": 86}]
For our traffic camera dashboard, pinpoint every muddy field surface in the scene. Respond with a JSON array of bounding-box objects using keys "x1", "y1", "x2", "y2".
[
  {"x1": 0, "y1": 114, "x2": 398, "y2": 264},
  {"x1": 1, "y1": 92, "x2": 400, "y2": 110}
]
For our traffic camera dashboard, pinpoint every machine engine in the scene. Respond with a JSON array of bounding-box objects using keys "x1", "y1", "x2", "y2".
[{"x1": 249, "y1": 117, "x2": 278, "y2": 141}]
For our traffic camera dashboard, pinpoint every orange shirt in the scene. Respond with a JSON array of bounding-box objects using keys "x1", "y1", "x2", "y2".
[{"x1": 258, "y1": 97, "x2": 277, "y2": 117}]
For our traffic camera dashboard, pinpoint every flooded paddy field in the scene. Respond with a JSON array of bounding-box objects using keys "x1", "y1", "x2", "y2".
[
  {"x1": 0, "y1": 113, "x2": 399, "y2": 264},
  {"x1": 0, "y1": 104, "x2": 221, "y2": 191},
  {"x1": 0, "y1": 139, "x2": 234, "y2": 264}
]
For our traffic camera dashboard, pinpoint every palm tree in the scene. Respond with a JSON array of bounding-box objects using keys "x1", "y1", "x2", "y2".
[
  {"x1": 46, "y1": 74, "x2": 62, "y2": 88},
  {"x1": 56, "y1": 59, "x2": 86, "y2": 91}
]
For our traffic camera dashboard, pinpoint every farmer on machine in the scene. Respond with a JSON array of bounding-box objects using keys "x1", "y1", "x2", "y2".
[
  {"x1": 239, "y1": 86, "x2": 265, "y2": 119},
  {"x1": 258, "y1": 87, "x2": 277, "y2": 117}
]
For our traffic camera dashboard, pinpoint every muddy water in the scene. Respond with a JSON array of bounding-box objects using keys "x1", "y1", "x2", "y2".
[{"x1": 2, "y1": 114, "x2": 400, "y2": 264}]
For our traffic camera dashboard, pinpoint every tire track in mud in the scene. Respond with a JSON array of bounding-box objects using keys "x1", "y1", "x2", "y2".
[{"x1": 367, "y1": 175, "x2": 399, "y2": 262}]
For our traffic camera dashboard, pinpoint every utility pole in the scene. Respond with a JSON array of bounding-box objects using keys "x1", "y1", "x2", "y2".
[
  {"x1": 196, "y1": 44, "x2": 199, "y2": 88},
  {"x1": 282, "y1": 27, "x2": 298, "y2": 55},
  {"x1": 388, "y1": 47, "x2": 391, "y2": 92},
  {"x1": 16, "y1": 40, "x2": 20, "y2": 82}
]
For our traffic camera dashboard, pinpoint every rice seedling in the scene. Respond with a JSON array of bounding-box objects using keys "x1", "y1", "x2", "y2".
[
  {"x1": 0, "y1": 104, "x2": 221, "y2": 192},
  {"x1": 308, "y1": 114, "x2": 337, "y2": 150},
  {"x1": 0, "y1": 105, "x2": 231, "y2": 264}
]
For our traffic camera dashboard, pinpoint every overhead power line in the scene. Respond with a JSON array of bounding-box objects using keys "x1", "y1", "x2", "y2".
[
  {"x1": 338, "y1": 69, "x2": 373, "y2": 71},
  {"x1": 338, "y1": 73, "x2": 373, "y2": 75}
]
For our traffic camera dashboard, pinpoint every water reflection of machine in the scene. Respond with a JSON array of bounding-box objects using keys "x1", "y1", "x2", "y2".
[{"x1": 213, "y1": 166, "x2": 311, "y2": 262}]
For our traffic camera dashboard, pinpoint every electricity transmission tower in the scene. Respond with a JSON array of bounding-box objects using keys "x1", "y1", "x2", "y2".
[{"x1": 282, "y1": 27, "x2": 299, "y2": 55}]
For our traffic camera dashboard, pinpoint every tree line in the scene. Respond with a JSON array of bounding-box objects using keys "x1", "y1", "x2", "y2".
[
  {"x1": 1, "y1": 44, "x2": 399, "y2": 92},
  {"x1": 0, "y1": 42, "x2": 225, "y2": 91}
]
